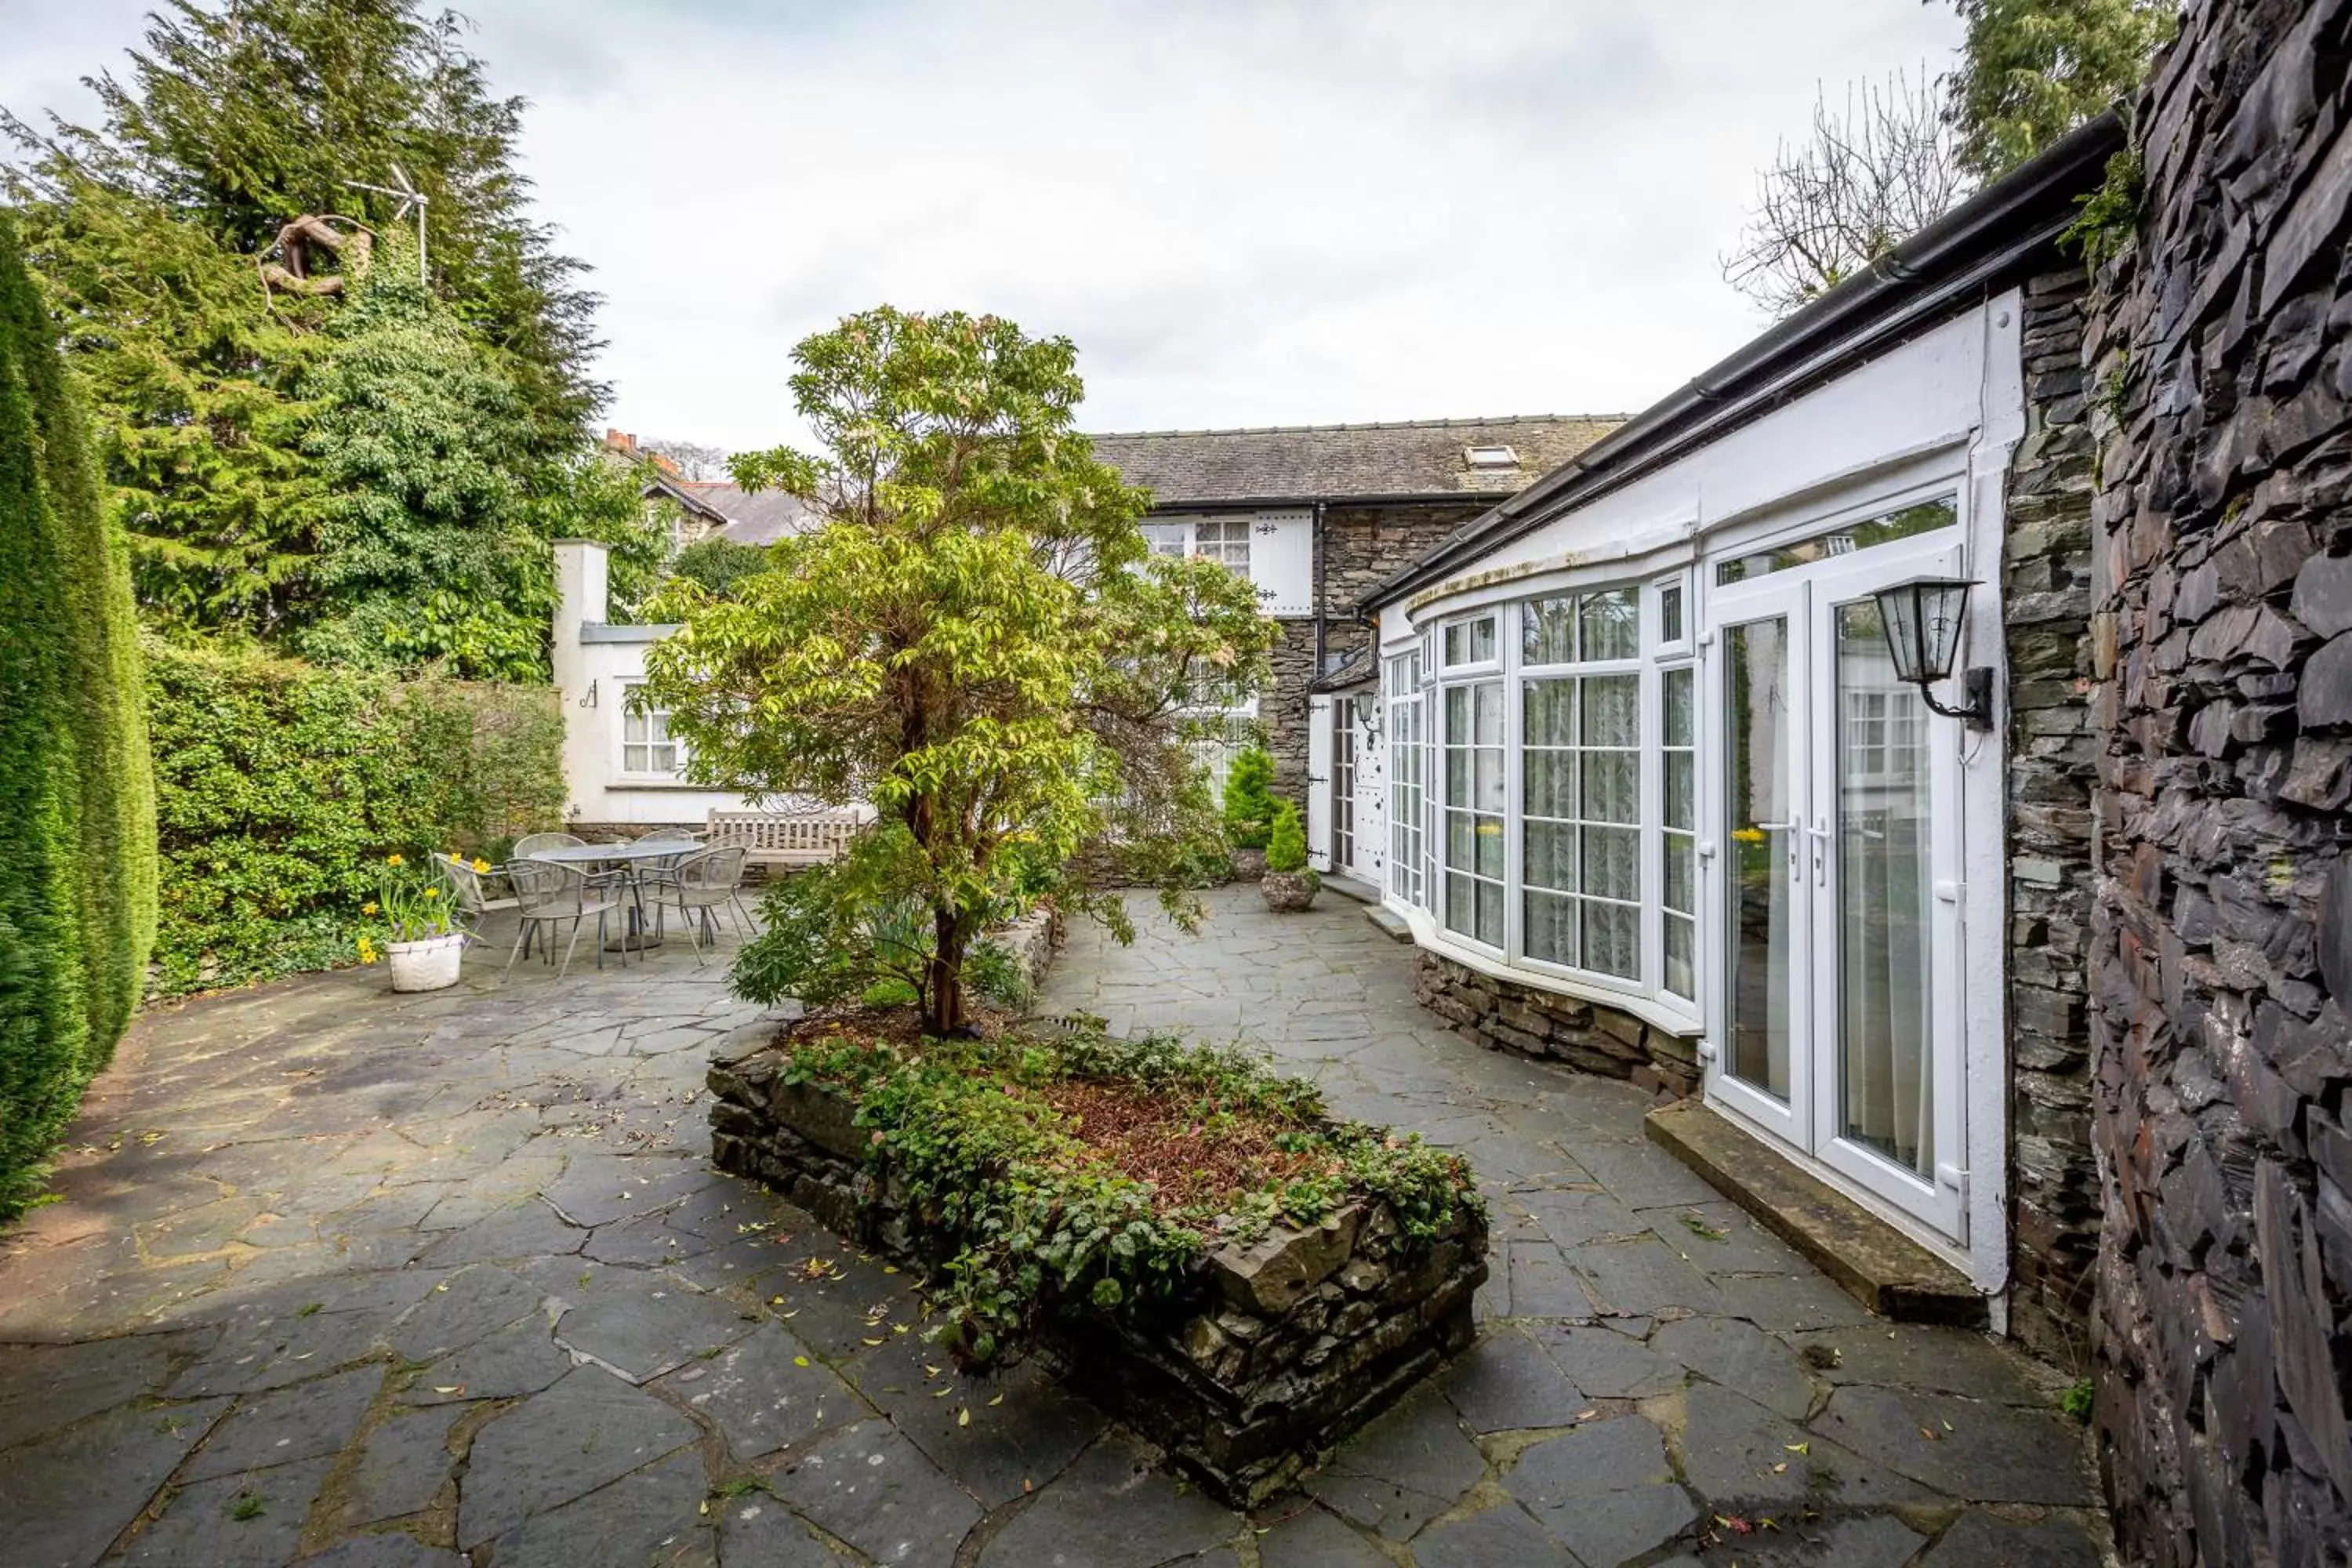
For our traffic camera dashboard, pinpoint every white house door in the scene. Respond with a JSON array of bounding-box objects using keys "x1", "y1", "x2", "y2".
[{"x1": 1706, "y1": 539, "x2": 1967, "y2": 1242}]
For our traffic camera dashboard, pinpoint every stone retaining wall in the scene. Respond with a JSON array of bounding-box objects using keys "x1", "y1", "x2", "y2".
[
  {"x1": 2085, "y1": 2, "x2": 2352, "y2": 1559},
  {"x1": 1414, "y1": 951, "x2": 1700, "y2": 1101},
  {"x1": 705, "y1": 1047, "x2": 1486, "y2": 1507}
]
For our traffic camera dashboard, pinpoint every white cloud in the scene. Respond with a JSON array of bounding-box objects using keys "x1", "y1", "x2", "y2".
[{"x1": 2, "y1": 0, "x2": 1966, "y2": 450}]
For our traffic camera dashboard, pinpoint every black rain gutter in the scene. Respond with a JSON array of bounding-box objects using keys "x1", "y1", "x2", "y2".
[
  {"x1": 1354, "y1": 110, "x2": 2125, "y2": 617},
  {"x1": 1139, "y1": 492, "x2": 1526, "y2": 513}
]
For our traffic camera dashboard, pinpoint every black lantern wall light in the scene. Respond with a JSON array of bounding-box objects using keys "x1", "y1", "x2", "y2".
[{"x1": 1871, "y1": 575, "x2": 1994, "y2": 730}]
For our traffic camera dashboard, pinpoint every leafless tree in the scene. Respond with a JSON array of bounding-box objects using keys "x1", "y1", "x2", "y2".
[
  {"x1": 644, "y1": 437, "x2": 731, "y2": 481},
  {"x1": 1722, "y1": 71, "x2": 1973, "y2": 320}
]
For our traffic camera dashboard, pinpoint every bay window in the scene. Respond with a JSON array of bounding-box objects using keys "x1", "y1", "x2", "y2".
[{"x1": 1396, "y1": 572, "x2": 1699, "y2": 1022}]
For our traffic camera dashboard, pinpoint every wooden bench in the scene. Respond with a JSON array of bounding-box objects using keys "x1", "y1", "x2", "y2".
[{"x1": 706, "y1": 807, "x2": 867, "y2": 873}]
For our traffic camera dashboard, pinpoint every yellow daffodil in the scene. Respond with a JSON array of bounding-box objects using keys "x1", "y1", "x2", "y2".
[
  {"x1": 423, "y1": 887, "x2": 440, "y2": 899},
  {"x1": 450, "y1": 851, "x2": 465, "y2": 865},
  {"x1": 362, "y1": 902, "x2": 379, "y2": 916},
  {"x1": 472, "y1": 858, "x2": 492, "y2": 873},
  {"x1": 386, "y1": 852, "x2": 405, "y2": 867}
]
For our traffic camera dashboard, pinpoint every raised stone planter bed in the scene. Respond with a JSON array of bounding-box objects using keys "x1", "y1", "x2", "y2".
[{"x1": 706, "y1": 1034, "x2": 1486, "y2": 1507}]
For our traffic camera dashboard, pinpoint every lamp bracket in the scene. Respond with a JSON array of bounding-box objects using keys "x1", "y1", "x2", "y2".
[{"x1": 1915, "y1": 666, "x2": 1995, "y2": 730}]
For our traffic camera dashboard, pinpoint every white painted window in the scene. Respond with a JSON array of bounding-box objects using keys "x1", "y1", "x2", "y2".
[
  {"x1": 1386, "y1": 652, "x2": 1425, "y2": 906},
  {"x1": 1415, "y1": 575, "x2": 1698, "y2": 1018},
  {"x1": 622, "y1": 685, "x2": 683, "y2": 775},
  {"x1": 1141, "y1": 517, "x2": 1249, "y2": 571}
]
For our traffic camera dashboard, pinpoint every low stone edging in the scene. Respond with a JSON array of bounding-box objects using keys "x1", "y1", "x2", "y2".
[
  {"x1": 1414, "y1": 949, "x2": 1700, "y2": 1101},
  {"x1": 704, "y1": 1041, "x2": 1487, "y2": 1507}
]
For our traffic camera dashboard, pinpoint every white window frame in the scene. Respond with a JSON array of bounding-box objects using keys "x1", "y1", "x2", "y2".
[
  {"x1": 1385, "y1": 652, "x2": 1426, "y2": 907},
  {"x1": 620, "y1": 683, "x2": 684, "y2": 778},
  {"x1": 1143, "y1": 517, "x2": 1251, "y2": 573},
  {"x1": 1417, "y1": 577, "x2": 1704, "y2": 1026}
]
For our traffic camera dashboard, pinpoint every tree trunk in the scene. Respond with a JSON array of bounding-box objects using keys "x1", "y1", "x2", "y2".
[{"x1": 924, "y1": 908, "x2": 970, "y2": 1037}]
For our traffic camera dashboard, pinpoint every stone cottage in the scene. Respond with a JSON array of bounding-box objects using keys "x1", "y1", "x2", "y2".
[{"x1": 1089, "y1": 417, "x2": 1620, "y2": 801}]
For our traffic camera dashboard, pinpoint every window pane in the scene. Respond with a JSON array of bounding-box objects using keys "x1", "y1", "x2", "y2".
[
  {"x1": 1662, "y1": 666, "x2": 1693, "y2": 747},
  {"x1": 1446, "y1": 811, "x2": 1475, "y2": 868},
  {"x1": 1660, "y1": 583, "x2": 1685, "y2": 644},
  {"x1": 1523, "y1": 597, "x2": 1576, "y2": 663},
  {"x1": 1578, "y1": 588, "x2": 1639, "y2": 660},
  {"x1": 1468, "y1": 617, "x2": 1496, "y2": 662},
  {"x1": 1474, "y1": 815, "x2": 1504, "y2": 878},
  {"x1": 1664, "y1": 914, "x2": 1696, "y2": 999},
  {"x1": 1446, "y1": 684, "x2": 1470, "y2": 735},
  {"x1": 1715, "y1": 495, "x2": 1958, "y2": 584},
  {"x1": 1475, "y1": 749, "x2": 1504, "y2": 812},
  {"x1": 1524, "y1": 818, "x2": 1576, "y2": 891},
  {"x1": 1526, "y1": 891, "x2": 1577, "y2": 965},
  {"x1": 1447, "y1": 871, "x2": 1475, "y2": 933},
  {"x1": 1477, "y1": 880, "x2": 1504, "y2": 945},
  {"x1": 1446, "y1": 747, "x2": 1469, "y2": 801},
  {"x1": 1586, "y1": 902, "x2": 1639, "y2": 978},
  {"x1": 1581, "y1": 675, "x2": 1639, "y2": 748},
  {"x1": 1524, "y1": 750, "x2": 1572, "y2": 819},
  {"x1": 1583, "y1": 826, "x2": 1639, "y2": 902},
  {"x1": 1475, "y1": 681, "x2": 1504, "y2": 744},
  {"x1": 1664, "y1": 753, "x2": 1694, "y2": 831},
  {"x1": 1664, "y1": 836, "x2": 1695, "y2": 912},
  {"x1": 1524, "y1": 679, "x2": 1573, "y2": 746},
  {"x1": 1582, "y1": 752, "x2": 1638, "y2": 823},
  {"x1": 623, "y1": 745, "x2": 648, "y2": 771}
]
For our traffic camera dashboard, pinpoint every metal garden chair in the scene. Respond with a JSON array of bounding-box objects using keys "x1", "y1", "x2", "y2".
[
  {"x1": 500, "y1": 858, "x2": 627, "y2": 983},
  {"x1": 656, "y1": 844, "x2": 753, "y2": 963}
]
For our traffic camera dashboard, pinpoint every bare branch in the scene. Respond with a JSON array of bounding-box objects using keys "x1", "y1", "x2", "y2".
[{"x1": 1722, "y1": 70, "x2": 1974, "y2": 320}]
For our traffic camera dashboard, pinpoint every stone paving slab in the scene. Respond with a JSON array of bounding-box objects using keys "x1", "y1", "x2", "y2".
[{"x1": 0, "y1": 891, "x2": 2113, "y2": 1566}]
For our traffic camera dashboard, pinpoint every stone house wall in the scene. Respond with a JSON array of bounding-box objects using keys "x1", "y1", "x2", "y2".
[
  {"x1": 2084, "y1": 1, "x2": 2352, "y2": 1559},
  {"x1": 1259, "y1": 503, "x2": 1487, "y2": 799},
  {"x1": 2003, "y1": 269, "x2": 2107, "y2": 1362}
]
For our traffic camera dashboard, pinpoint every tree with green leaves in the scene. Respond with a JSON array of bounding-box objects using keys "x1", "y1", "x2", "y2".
[
  {"x1": 644, "y1": 307, "x2": 1277, "y2": 1036},
  {"x1": 0, "y1": 212, "x2": 156, "y2": 1215},
  {"x1": 1946, "y1": 0, "x2": 2176, "y2": 178},
  {"x1": 297, "y1": 234, "x2": 662, "y2": 677},
  {"x1": 665, "y1": 535, "x2": 771, "y2": 601},
  {"x1": 8, "y1": 0, "x2": 602, "y2": 445}
]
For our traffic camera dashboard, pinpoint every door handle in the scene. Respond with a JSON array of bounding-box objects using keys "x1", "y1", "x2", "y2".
[{"x1": 1808, "y1": 815, "x2": 1831, "y2": 885}]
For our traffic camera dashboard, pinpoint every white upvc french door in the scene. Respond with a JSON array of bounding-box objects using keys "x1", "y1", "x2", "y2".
[
  {"x1": 1704, "y1": 538, "x2": 1969, "y2": 1243},
  {"x1": 1707, "y1": 572, "x2": 1813, "y2": 1149}
]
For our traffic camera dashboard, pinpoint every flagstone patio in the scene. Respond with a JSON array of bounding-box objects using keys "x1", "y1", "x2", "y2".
[{"x1": 0, "y1": 889, "x2": 2108, "y2": 1566}]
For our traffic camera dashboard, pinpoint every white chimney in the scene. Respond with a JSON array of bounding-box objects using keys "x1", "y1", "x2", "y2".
[{"x1": 550, "y1": 539, "x2": 608, "y2": 696}]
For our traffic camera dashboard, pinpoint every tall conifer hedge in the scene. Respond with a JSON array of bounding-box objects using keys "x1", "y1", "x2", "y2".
[{"x1": 0, "y1": 213, "x2": 157, "y2": 1216}]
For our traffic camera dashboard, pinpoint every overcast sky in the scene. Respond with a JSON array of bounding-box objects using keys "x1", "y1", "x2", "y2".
[{"x1": 3, "y1": 1, "x2": 1965, "y2": 452}]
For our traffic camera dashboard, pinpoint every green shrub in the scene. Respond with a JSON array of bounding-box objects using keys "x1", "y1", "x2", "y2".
[
  {"x1": 1221, "y1": 746, "x2": 1276, "y2": 850},
  {"x1": 1265, "y1": 800, "x2": 1310, "y2": 874},
  {"x1": 0, "y1": 212, "x2": 157, "y2": 1218},
  {"x1": 779, "y1": 1022, "x2": 1482, "y2": 1369},
  {"x1": 666, "y1": 536, "x2": 771, "y2": 600},
  {"x1": 144, "y1": 643, "x2": 564, "y2": 995},
  {"x1": 733, "y1": 833, "x2": 1037, "y2": 1017}
]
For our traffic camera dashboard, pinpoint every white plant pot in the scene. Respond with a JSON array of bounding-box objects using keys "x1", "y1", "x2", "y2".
[{"x1": 386, "y1": 932, "x2": 465, "y2": 992}]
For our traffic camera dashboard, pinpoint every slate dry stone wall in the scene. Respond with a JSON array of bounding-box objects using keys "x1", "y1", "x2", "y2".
[
  {"x1": 705, "y1": 1050, "x2": 1486, "y2": 1508},
  {"x1": 2003, "y1": 267, "x2": 2107, "y2": 1362},
  {"x1": 1414, "y1": 950, "x2": 1701, "y2": 1101},
  {"x1": 2086, "y1": 2, "x2": 2352, "y2": 1560},
  {"x1": 1259, "y1": 503, "x2": 1485, "y2": 799}
]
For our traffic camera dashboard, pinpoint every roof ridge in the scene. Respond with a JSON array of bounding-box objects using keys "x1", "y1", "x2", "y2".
[{"x1": 1086, "y1": 413, "x2": 1626, "y2": 438}]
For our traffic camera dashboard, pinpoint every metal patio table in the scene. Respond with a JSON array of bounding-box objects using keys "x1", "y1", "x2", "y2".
[{"x1": 522, "y1": 839, "x2": 691, "y2": 953}]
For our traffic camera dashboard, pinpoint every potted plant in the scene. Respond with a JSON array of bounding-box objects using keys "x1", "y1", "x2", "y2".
[
  {"x1": 360, "y1": 852, "x2": 465, "y2": 992},
  {"x1": 1222, "y1": 746, "x2": 1277, "y2": 880},
  {"x1": 1260, "y1": 800, "x2": 1319, "y2": 911}
]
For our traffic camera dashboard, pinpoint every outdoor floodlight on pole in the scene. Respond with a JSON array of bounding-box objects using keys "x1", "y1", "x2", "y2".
[{"x1": 1872, "y1": 575, "x2": 1995, "y2": 730}]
